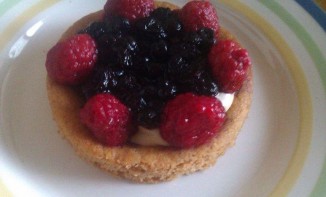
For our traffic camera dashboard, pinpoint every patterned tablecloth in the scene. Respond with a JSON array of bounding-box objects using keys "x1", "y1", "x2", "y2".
[{"x1": 296, "y1": 0, "x2": 326, "y2": 31}]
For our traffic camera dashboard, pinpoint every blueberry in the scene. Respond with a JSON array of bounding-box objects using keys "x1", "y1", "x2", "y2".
[
  {"x1": 82, "y1": 65, "x2": 119, "y2": 99},
  {"x1": 105, "y1": 16, "x2": 131, "y2": 34},
  {"x1": 140, "y1": 85, "x2": 159, "y2": 99},
  {"x1": 157, "y1": 79, "x2": 177, "y2": 99},
  {"x1": 169, "y1": 42, "x2": 201, "y2": 61},
  {"x1": 164, "y1": 16, "x2": 183, "y2": 37},
  {"x1": 135, "y1": 99, "x2": 165, "y2": 128},
  {"x1": 79, "y1": 21, "x2": 109, "y2": 40},
  {"x1": 151, "y1": 7, "x2": 173, "y2": 20},
  {"x1": 96, "y1": 34, "x2": 120, "y2": 64},
  {"x1": 117, "y1": 72, "x2": 139, "y2": 90},
  {"x1": 146, "y1": 62, "x2": 165, "y2": 78},
  {"x1": 133, "y1": 55, "x2": 151, "y2": 75},
  {"x1": 136, "y1": 108, "x2": 160, "y2": 128},
  {"x1": 150, "y1": 40, "x2": 168, "y2": 61},
  {"x1": 184, "y1": 28, "x2": 216, "y2": 54},
  {"x1": 191, "y1": 72, "x2": 219, "y2": 96},
  {"x1": 111, "y1": 36, "x2": 139, "y2": 68},
  {"x1": 167, "y1": 56, "x2": 196, "y2": 78},
  {"x1": 150, "y1": 8, "x2": 183, "y2": 37},
  {"x1": 179, "y1": 65, "x2": 219, "y2": 96},
  {"x1": 134, "y1": 17, "x2": 168, "y2": 40}
]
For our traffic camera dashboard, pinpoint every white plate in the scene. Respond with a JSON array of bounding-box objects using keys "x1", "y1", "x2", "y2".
[{"x1": 0, "y1": 0, "x2": 325, "y2": 196}]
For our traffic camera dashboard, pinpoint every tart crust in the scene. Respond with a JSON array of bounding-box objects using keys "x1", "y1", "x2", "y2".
[{"x1": 46, "y1": 1, "x2": 253, "y2": 183}]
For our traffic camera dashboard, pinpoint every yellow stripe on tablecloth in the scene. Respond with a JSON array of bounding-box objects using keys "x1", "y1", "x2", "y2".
[
  {"x1": 219, "y1": 0, "x2": 313, "y2": 196},
  {"x1": 0, "y1": 180, "x2": 11, "y2": 197},
  {"x1": 0, "y1": 0, "x2": 60, "y2": 51},
  {"x1": 0, "y1": 1, "x2": 60, "y2": 196}
]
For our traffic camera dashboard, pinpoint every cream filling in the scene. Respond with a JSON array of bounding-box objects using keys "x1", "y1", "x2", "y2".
[{"x1": 130, "y1": 93, "x2": 234, "y2": 146}]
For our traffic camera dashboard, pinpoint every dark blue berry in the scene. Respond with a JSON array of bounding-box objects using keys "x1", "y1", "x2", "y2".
[
  {"x1": 136, "y1": 108, "x2": 160, "y2": 128},
  {"x1": 169, "y1": 42, "x2": 201, "y2": 61},
  {"x1": 167, "y1": 56, "x2": 197, "y2": 78},
  {"x1": 82, "y1": 65, "x2": 120, "y2": 99},
  {"x1": 111, "y1": 36, "x2": 139, "y2": 68},
  {"x1": 157, "y1": 79, "x2": 177, "y2": 99},
  {"x1": 140, "y1": 85, "x2": 159, "y2": 99},
  {"x1": 178, "y1": 62, "x2": 219, "y2": 96},
  {"x1": 164, "y1": 16, "x2": 183, "y2": 37},
  {"x1": 191, "y1": 70, "x2": 219, "y2": 96},
  {"x1": 150, "y1": 7, "x2": 173, "y2": 19},
  {"x1": 135, "y1": 17, "x2": 168, "y2": 40},
  {"x1": 150, "y1": 7, "x2": 183, "y2": 37},
  {"x1": 184, "y1": 28, "x2": 216, "y2": 54},
  {"x1": 150, "y1": 40, "x2": 168, "y2": 62},
  {"x1": 96, "y1": 34, "x2": 120, "y2": 64},
  {"x1": 145, "y1": 62, "x2": 165, "y2": 78},
  {"x1": 79, "y1": 22, "x2": 108, "y2": 40},
  {"x1": 113, "y1": 72, "x2": 142, "y2": 108},
  {"x1": 135, "y1": 99, "x2": 165, "y2": 128},
  {"x1": 133, "y1": 55, "x2": 151, "y2": 75},
  {"x1": 104, "y1": 16, "x2": 131, "y2": 34}
]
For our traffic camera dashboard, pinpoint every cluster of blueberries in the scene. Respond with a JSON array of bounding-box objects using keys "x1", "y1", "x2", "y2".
[{"x1": 80, "y1": 7, "x2": 218, "y2": 128}]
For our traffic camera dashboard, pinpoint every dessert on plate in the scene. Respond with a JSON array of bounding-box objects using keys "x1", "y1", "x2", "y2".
[{"x1": 46, "y1": 0, "x2": 252, "y2": 183}]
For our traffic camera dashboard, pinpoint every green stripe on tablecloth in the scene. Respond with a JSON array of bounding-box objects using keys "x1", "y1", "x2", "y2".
[
  {"x1": 311, "y1": 161, "x2": 326, "y2": 197},
  {"x1": 0, "y1": 1, "x2": 60, "y2": 196},
  {"x1": 261, "y1": 1, "x2": 326, "y2": 197},
  {"x1": 0, "y1": 0, "x2": 21, "y2": 17},
  {"x1": 0, "y1": 0, "x2": 60, "y2": 50},
  {"x1": 220, "y1": 0, "x2": 313, "y2": 196},
  {"x1": 261, "y1": 1, "x2": 326, "y2": 91},
  {"x1": 0, "y1": 1, "x2": 21, "y2": 195}
]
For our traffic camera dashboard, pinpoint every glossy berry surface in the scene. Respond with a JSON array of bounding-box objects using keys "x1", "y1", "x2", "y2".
[
  {"x1": 179, "y1": 1, "x2": 219, "y2": 34},
  {"x1": 208, "y1": 40, "x2": 251, "y2": 93},
  {"x1": 80, "y1": 93, "x2": 132, "y2": 146},
  {"x1": 134, "y1": 17, "x2": 168, "y2": 40},
  {"x1": 82, "y1": 65, "x2": 121, "y2": 99},
  {"x1": 79, "y1": 16, "x2": 131, "y2": 41},
  {"x1": 160, "y1": 93, "x2": 226, "y2": 148},
  {"x1": 46, "y1": 34, "x2": 97, "y2": 85},
  {"x1": 104, "y1": 0, "x2": 154, "y2": 22},
  {"x1": 80, "y1": 6, "x2": 219, "y2": 128},
  {"x1": 151, "y1": 7, "x2": 183, "y2": 37},
  {"x1": 46, "y1": 1, "x2": 251, "y2": 147}
]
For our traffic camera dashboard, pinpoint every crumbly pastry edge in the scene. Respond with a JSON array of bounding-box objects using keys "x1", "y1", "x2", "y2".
[{"x1": 46, "y1": 1, "x2": 253, "y2": 183}]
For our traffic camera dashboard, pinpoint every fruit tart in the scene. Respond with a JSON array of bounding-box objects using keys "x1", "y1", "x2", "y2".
[{"x1": 46, "y1": 0, "x2": 253, "y2": 183}]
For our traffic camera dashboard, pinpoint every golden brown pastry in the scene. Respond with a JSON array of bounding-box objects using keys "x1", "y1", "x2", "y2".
[{"x1": 46, "y1": 1, "x2": 253, "y2": 183}]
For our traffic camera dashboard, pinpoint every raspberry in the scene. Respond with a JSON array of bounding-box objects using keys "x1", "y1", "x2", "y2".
[
  {"x1": 80, "y1": 93, "x2": 132, "y2": 146},
  {"x1": 46, "y1": 34, "x2": 97, "y2": 85},
  {"x1": 160, "y1": 93, "x2": 226, "y2": 148},
  {"x1": 104, "y1": 0, "x2": 154, "y2": 22},
  {"x1": 208, "y1": 40, "x2": 251, "y2": 93},
  {"x1": 179, "y1": 1, "x2": 219, "y2": 34}
]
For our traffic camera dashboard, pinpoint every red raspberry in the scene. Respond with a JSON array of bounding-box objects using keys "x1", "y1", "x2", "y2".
[
  {"x1": 160, "y1": 93, "x2": 226, "y2": 148},
  {"x1": 80, "y1": 93, "x2": 132, "y2": 146},
  {"x1": 179, "y1": 1, "x2": 219, "y2": 33},
  {"x1": 208, "y1": 40, "x2": 251, "y2": 93},
  {"x1": 104, "y1": 0, "x2": 154, "y2": 22},
  {"x1": 46, "y1": 34, "x2": 97, "y2": 85}
]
